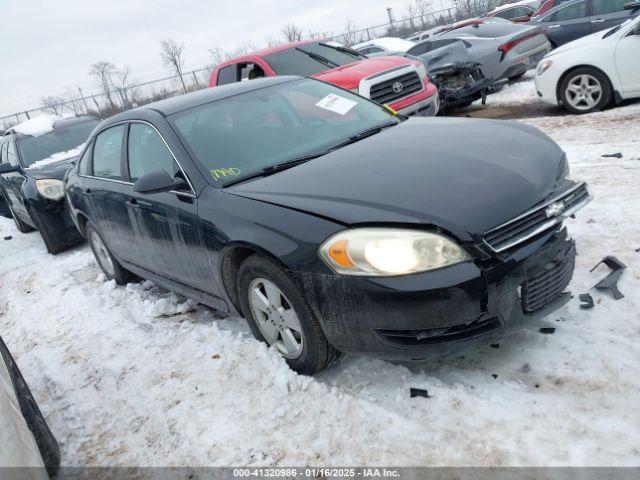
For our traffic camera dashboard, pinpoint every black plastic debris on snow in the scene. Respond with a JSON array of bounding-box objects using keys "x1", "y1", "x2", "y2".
[
  {"x1": 590, "y1": 256, "x2": 627, "y2": 300},
  {"x1": 601, "y1": 152, "x2": 623, "y2": 159},
  {"x1": 579, "y1": 293, "x2": 595, "y2": 309},
  {"x1": 540, "y1": 327, "x2": 556, "y2": 335},
  {"x1": 3, "y1": 236, "x2": 11, "y2": 241},
  {"x1": 410, "y1": 388, "x2": 433, "y2": 399}
]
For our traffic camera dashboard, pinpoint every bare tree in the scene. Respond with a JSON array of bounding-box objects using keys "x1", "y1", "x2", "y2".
[
  {"x1": 115, "y1": 67, "x2": 136, "y2": 110},
  {"x1": 281, "y1": 22, "x2": 303, "y2": 42},
  {"x1": 40, "y1": 96, "x2": 66, "y2": 116},
  {"x1": 208, "y1": 46, "x2": 229, "y2": 67},
  {"x1": 160, "y1": 39, "x2": 187, "y2": 93},
  {"x1": 415, "y1": 0, "x2": 432, "y2": 27},
  {"x1": 340, "y1": 19, "x2": 359, "y2": 47},
  {"x1": 265, "y1": 34, "x2": 281, "y2": 47},
  {"x1": 89, "y1": 61, "x2": 118, "y2": 110},
  {"x1": 405, "y1": 2, "x2": 418, "y2": 30}
]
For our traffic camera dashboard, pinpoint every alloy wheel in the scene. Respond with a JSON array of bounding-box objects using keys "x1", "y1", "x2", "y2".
[
  {"x1": 248, "y1": 278, "x2": 304, "y2": 359},
  {"x1": 565, "y1": 74, "x2": 602, "y2": 112},
  {"x1": 90, "y1": 231, "x2": 115, "y2": 277}
]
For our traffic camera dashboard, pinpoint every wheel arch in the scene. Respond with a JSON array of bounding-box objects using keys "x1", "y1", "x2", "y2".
[
  {"x1": 220, "y1": 242, "x2": 291, "y2": 315},
  {"x1": 555, "y1": 64, "x2": 613, "y2": 105}
]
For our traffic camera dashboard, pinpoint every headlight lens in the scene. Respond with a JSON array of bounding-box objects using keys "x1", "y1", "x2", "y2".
[
  {"x1": 36, "y1": 179, "x2": 65, "y2": 201},
  {"x1": 319, "y1": 228, "x2": 471, "y2": 276},
  {"x1": 537, "y1": 60, "x2": 553, "y2": 76},
  {"x1": 557, "y1": 154, "x2": 570, "y2": 181}
]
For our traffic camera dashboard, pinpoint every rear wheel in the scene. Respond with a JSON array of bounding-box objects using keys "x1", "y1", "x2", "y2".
[
  {"x1": 237, "y1": 254, "x2": 340, "y2": 375},
  {"x1": 86, "y1": 223, "x2": 134, "y2": 285},
  {"x1": 559, "y1": 68, "x2": 613, "y2": 114}
]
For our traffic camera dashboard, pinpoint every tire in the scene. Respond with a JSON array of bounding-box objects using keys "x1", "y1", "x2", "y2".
[
  {"x1": 7, "y1": 202, "x2": 35, "y2": 233},
  {"x1": 237, "y1": 254, "x2": 340, "y2": 375},
  {"x1": 559, "y1": 67, "x2": 613, "y2": 115},
  {"x1": 508, "y1": 72, "x2": 526, "y2": 82},
  {"x1": 86, "y1": 223, "x2": 135, "y2": 285},
  {"x1": 0, "y1": 336, "x2": 60, "y2": 477}
]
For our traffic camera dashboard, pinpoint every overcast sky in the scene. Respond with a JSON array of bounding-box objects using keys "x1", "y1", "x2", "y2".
[{"x1": 0, "y1": 0, "x2": 415, "y2": 117}]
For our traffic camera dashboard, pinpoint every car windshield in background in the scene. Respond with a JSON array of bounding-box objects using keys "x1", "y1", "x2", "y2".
[
  {"x1": 17, "y1": 120, "x2": 98, "y2": 167},
  {"x1": 264, "y1": 42, "x2": 361, "y2": 75},
  {"x1": 170, "y1": 79, "x2": 398, "y2": 185}
]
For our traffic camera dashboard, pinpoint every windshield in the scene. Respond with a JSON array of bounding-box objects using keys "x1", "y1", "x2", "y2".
[
  {"x1": 264, "y1": 42, "x2": 361, "y2": 75},
  {"x1": 170, "y1": 79, "x2": 399, "y2": 185},
  {"x1": 17, "y1": 120, "x2": 98, "y2": 167}
]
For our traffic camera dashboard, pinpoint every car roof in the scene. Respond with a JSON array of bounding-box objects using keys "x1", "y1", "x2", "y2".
[
  {"x1": 222, "y1": 40, "x2": 321, "y2": 62},
  {"x1": 104, "y1": 76, "x2": 300, "y2": 121},
  {"x1": 2, "y1": 115, "x2": 98, "y2": 139}
]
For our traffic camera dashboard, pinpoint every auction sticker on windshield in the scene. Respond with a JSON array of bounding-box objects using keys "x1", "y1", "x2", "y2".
[{"x1": 316, "y1": 94, "x2": 358, "y2": 115}]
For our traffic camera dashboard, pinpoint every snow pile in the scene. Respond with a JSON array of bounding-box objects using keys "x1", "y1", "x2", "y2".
[
  {"x1": 11, "y1": 115, "x2": 64, "y2": 137},
  {"x1": 28, "y1": 144, "x2": 85, "y2": 170},
  {"x1": 0, "y1": 86, "x2": 639, "y2": 467}
]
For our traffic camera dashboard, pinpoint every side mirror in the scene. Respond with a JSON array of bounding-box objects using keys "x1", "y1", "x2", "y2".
[
  {"x1": 133, "y1": 170, "x2": 187, "y2": 194},
  {"x1": 624, "y1": 2, "x2": 640, "y2": 11},
  {"x1": 0, "y1": 164, "x2": 21, "y2": 175},
  {"x1": 513, "y1": 14, "x2": 532, "y2": 22}
]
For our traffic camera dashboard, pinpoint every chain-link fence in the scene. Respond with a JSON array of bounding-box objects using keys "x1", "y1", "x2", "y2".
[{"x1": 0, "y1": 1, "x2": 499, "y2": 131}]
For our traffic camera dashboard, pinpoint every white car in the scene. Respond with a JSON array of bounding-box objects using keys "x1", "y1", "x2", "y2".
[
  {"x1": 535, "y1": 11, "x2": 640, "y2": 114},
  {"x1": 0, "y1": 336, "x2": 59, "y2": 478},
  {"x1": 352, "y1": 37, "x2": 416, "y2": 56}
]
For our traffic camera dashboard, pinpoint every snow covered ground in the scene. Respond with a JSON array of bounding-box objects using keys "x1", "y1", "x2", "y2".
[{"x1": 1, "y1": 79, "x2": 639, "y2": 467}]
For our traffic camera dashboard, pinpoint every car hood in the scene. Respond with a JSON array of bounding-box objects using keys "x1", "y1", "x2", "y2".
[
  {"x1": 24, "y1": 156, "x2": 78, "y2": 180},
  {"x1": 313, "y1": 56, "x2": 418, "y2": 90},
  {"x1": 227, "y1": 117, "x2": 565, "y2": 241}
]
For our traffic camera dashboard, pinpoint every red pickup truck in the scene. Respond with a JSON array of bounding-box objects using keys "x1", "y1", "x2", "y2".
[{"x1": 209, "y1": 40, "x2": 440, "y2": 117}]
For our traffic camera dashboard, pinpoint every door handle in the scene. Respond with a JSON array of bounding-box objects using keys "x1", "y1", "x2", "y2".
[
  {"x1": 591, "y1": 19, "x2": 605, "y2": 23},
  {"x1": 547, "y1": 24, "x2": 561, "y2": 28}
]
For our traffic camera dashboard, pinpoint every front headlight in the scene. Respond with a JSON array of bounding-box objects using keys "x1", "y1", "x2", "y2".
[
  {"x1": 557, "y1": 154, "x2": 570, "y2": 181},
  {"x1": 319, "y1": 228, "x2": 471, "y2": 276},
  {"x1": 537, "y1": 60, "x2": 553, "y2": 76},
  {"x1": 36, "y1": 179, "x2": 65, "y2": 201}
]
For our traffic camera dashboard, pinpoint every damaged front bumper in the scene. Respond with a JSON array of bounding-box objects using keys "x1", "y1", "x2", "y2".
[
  {"x1": 430, "y1": 63, "x2": 497, "y2": 111},
  {"x1": 28, "y1": 198, "x2": 83, "y2": 253},
  {"x1": 294, "y1": 228, "x2": 575, "y2": 361}
]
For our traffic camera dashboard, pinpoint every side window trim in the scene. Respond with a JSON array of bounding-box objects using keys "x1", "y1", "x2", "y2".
[{"x1": 125, "y1": 120, "x2": 196, "y2": 197}]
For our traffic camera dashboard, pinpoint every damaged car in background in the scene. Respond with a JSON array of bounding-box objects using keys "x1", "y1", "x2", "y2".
[
  {"x1": 66, "y1": 77, "x2": 590, "y2": 375},
  {"x1": 0, "y1": 115, "x2": 99, "y2": 253},
  {"x1": 395, "y1": 44, "x2": 498, "y2": 111}
]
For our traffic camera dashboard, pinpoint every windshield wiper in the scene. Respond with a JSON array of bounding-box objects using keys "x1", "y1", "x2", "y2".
[
  {"x1": 295, "y1": 48, "x2": 339, "y2": 68},
  {"x1": 222, "y1": 152, "x2": 328, "y2": 187},
  {"x1": 327, "y1": 122, "x2": 399, "y2": 152},
  {"x1": 321, "y1": 43, "x2": 366, "y2": 59}
]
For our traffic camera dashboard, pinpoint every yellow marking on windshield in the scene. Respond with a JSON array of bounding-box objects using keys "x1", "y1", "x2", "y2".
[{"x1": 211, "y1": 168, "x2": 241, "y2": 180}]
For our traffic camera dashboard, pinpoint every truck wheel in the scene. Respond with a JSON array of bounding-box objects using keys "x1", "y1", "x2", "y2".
[
  {"x1": 237, "y1": 254, "x2": 340, "y2": 375},
  {"x1": 560, "y1": 67, "x2": 613, "y2": 114},
  {"x1": 86, "y1": 223, "x2": 135, "y2": 285}
]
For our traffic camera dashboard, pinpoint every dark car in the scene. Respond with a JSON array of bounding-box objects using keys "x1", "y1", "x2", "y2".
[
  {"x1": 0, "y1": 116, "x2": 99, "y2": 253},
  {"x1": 532, "y1": 0, "x2": 639, "y2": 47},
  {"x1": 65, "y1": 77, "x2": 590, "y2": 374}
]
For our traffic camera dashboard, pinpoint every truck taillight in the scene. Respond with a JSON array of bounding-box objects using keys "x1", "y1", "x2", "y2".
[{"x1": 498, "y1": 33, "x2": 541, "y2": 61}]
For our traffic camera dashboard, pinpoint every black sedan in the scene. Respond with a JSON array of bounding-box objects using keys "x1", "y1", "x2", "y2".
[
  {"x1": 65, "y1": 77, "x2": 590, "y2": 374},
  {"x1": 0, "y1": 116, "x2": 99, "y2": 254}
]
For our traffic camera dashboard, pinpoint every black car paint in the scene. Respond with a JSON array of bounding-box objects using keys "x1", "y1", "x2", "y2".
[
  {"x1": 0, "y1": 118, "x2": 98, "y2": 253},
  {"x1": 66, "y1": 77, "x2": 584, "y2": 360},
  {"x1": 533, "y1": 0, "x2": 639, "y2": 47}
]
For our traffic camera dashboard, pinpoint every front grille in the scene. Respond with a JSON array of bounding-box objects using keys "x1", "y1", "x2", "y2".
[
  {"x1": 521, "y1": 241, "x2": 575, "y2": 314},
  {"x1": 484, "y1": 183, "x2": 590, "y2": 252},
  {"x1": 369, "y1": 72, "x2": 422, "y2": 104}
]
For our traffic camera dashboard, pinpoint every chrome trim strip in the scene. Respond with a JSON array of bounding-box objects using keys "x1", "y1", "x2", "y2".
[{"x1": 484, "y1": 183, "x2": 591, "y2": 253}]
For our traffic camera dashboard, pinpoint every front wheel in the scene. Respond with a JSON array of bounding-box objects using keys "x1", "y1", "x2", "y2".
[
  {"x1": 237, "y1": 255, "x2": 340, "y2": 375},
  {"x1": 86, "y1": 223, "x2": 134, "y2": 285},
  {"x1": 559, "y1": 68, "x2": 613, "y2": 114}
]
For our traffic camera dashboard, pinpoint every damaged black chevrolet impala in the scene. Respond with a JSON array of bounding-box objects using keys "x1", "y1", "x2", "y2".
[{"x1": 65, "y1": 77, "x2": 590, "y2": 374}]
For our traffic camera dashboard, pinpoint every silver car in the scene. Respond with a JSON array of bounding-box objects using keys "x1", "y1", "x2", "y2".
[
  {"x1": 407, "y1": 22, "x2": 552, "y2": 81},
  {"x1": 0, "y1": 335, "x2": 59, "y2": 478}
]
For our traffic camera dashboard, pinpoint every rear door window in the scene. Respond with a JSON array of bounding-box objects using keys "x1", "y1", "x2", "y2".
[
  {"x1": 407, "y1": 41, "x2": 432, "y2": 56},
  {"x1": 92, "y1": 125, "x2": 125, "y2": 180},
  {"x1": 591, "y1": 0, "x2": 629, "y2": 14},
  {"x1": 217, "y1": 65, "x2": 239, "y2": 85},
  {"x1": 549, "y1": 1, "x2": 587, "y2": 21},
  {"x1": 127, "y1": 123, "x2": 176, "y2": 182},
  {"x1": 78, "y1": 144, "x2": 92, "y2": 176},
  {"x1": 6, "y1": 142, "x2": 19, "y2": 167}
]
